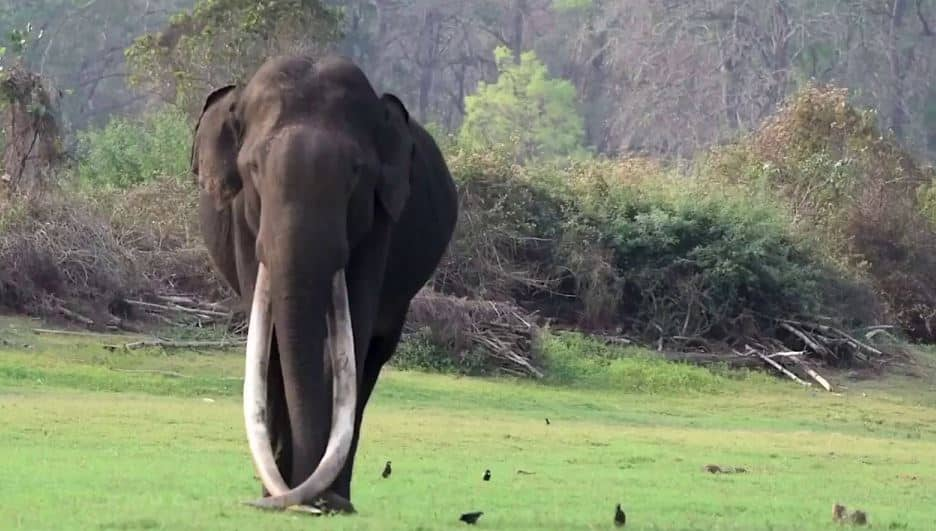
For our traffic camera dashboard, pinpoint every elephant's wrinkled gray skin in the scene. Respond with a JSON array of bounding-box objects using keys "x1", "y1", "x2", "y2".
[{"x1": 191, "y1": 55, "x2": 458, "y2": 512}]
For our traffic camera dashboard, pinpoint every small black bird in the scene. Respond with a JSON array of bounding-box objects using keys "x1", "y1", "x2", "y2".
[
  {"x1": 483, "y1": 469, "x2": 491, "y2": 481},
  {"x1": 545, "y1": 418, "x2": 551, "y2": 425},
  {"x1": 382, "y1": 460, "x2": 392, "y2": 478},
  {"x1": 460, "y1": 511, "x2": 483, "y2": 525},
  {"x1": 614, "y1": 503, "x2": 626, "y2": 527}
]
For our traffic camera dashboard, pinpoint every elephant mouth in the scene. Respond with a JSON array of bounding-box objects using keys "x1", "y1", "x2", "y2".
[{"x1": 242, "y1": 264, "x2": 357, "y2": 509}]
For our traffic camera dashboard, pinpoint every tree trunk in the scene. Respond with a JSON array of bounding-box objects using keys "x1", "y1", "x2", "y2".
[
  {"x1": 886, "y1": 0, "x2": 908, "y2": 138},
  {"x1": 0, "y1": 66, "x2": 62, "y2": 201},
  {"x1": 417, "y1": 8, "x2": 442, "y2": 123},
  {"x1": 511, "y1": 0, "x2": 526, "y2": 64}
]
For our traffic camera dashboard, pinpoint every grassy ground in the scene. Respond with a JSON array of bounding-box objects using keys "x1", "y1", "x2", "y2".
[{"x1": 2, "y1": 317, "x2": 936, "y2": 530}]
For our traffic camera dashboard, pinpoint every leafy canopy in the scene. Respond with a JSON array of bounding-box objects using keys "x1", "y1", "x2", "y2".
[
  {"x1": 458, "y1": 46, "x2": 588, "y2": 162},
  {"x1": 125, "y1": 0, "x2": 342, "y2": 111}
]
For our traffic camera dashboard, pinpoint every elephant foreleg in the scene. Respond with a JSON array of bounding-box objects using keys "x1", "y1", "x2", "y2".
[{"x1": 331, "y1": 309, "x2": 407, "y2": 501}]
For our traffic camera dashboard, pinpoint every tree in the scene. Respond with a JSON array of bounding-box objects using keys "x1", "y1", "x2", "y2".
[
  {"x1": 125, "y1": 0, "x2": 343, "y2": 113},
  {"x1": 0, "y1": 0, "x2": 190, "y2": 132},
  {"x1": 0, "y1": 21, "x2": 62, "y2": 199},
  {"x1": 458, "y1": 46, "x2": 587, "y2": 161}
]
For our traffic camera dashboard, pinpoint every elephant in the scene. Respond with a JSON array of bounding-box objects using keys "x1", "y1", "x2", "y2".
[{"x1": 191, "y1": 54, "x2": 458, "y2": 512}]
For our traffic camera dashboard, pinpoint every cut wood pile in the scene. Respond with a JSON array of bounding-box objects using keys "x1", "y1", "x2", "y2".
[
  {"x1": 404, "y1": 289, "x2": 544, "y2": 378},
  {"x1": 728, "y1": 318, "x2": 906, "y2": 391}
]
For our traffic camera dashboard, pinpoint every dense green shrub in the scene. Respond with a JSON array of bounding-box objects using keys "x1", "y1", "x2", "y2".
[
  {"x1": 573, "y1": 173, "x2": 831, "y2": 338},
  {"x1": 439, "y1": 144, "x2": 843, "y2": 342},
  {"x1": 76, "y1": 106, "x2": 191, "y2": 189}
]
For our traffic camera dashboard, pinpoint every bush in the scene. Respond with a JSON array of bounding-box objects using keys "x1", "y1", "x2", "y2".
[
  {"x1": 391, "y1": 329, "x2": 490, "y2": 376},
  {"x1": 76, "y1": 106, "x2": 192, "y2": 189},
  {"x1": 705, "y1": 84, "x2": 936, "y2": 340},
  {"x1": 591, "y1": 180, "x2": 829, "y2": 338},
  {"x1": 0, "y1": 175, "x2": 225, "y2": 324},
  {"x1": 438, "y1": 144, "x2": 843, "y2": 344},
  {"x1": 0, "y1": 193, "x2": 141, "y2": 318},
  {"x1": 86, "y1": 177, "x2": 225, "y2": 299}
]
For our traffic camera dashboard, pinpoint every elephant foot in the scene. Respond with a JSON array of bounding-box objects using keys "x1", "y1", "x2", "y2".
[
  {"x1": 312, "y1": 491, "x2": 356, "y2": 514},
  {"x1": 244, "y1": 490, "x2": 356, "y2": 515}
]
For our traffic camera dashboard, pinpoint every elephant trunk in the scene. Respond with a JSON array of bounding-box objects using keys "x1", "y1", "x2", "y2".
[{"x1": 242, "y1": 262, "x2": 357, "y2": 509}]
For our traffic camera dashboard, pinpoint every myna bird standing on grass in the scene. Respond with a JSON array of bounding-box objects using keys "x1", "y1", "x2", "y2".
[
  {"x1": 460, "y1": 511, "x2": 483, "y2": 524},
  {"x1": 614, "y1": 504, "x2": 626, "y2": 527}
]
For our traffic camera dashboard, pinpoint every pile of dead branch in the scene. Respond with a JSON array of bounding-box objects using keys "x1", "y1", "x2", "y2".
[
  {"x1": 662, "y1": 317, "x2": 906, "y2": 391},
  {"x1": 405, "y1": 289, "x2": 544, "y2": 378},
  {"x1": 0, "y1": 193, "x2": 142, "y2": 325},
  {"x1": 0, "y1": 175, "x2": 234, "y2": 330},
  {"x1": 123, "y1": 293, "x2": 244, "y2": 332}
]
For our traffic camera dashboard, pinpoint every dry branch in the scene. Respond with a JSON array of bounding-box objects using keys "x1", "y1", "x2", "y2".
[
  {"x1": 126, "y1": 299, "x2": 230, "y2": 318},
  {"x1": 33, "y1": 328, "x2": 141, "y2": 339},
  {"x1": 767, "y1": 350, "x2": 806, "y2": 358},
  {"x1": 780, "y1": 322, "x2": 832, "y2": 358},
  {"x1": 792, "y1": 358, "x2": 834, "y2": 392},
  {"x1": 739, "y1": 346, "x2": 811, "y2": 387},
  {"x1": 55, "y1": 304, "x2": 95, "y2": 326}
]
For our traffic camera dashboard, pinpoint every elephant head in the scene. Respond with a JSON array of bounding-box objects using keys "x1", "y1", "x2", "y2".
[{"x1": 191, "y1": 55, "x2": 416, "y2": 509}]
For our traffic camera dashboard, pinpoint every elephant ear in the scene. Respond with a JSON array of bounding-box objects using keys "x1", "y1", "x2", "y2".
[
  {"x1": 376, "y1": 93, "x2": 413, "y2": 222},
  {"x1": 192, "y1": 84, "x2": 243, "y2": 210}
]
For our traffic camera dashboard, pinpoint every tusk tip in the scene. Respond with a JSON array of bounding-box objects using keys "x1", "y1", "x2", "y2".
[
  {"x1": 287, "y1": 505, "x2": 325, "y2": 516},
  {"x1": 243, "y1": 496, "x2": 287, "y2": 511}
]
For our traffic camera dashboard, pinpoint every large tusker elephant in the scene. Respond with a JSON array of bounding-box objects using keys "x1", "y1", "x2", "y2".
[{"x1": 191, "y1": 55, "x2": 458, "y2": 512}]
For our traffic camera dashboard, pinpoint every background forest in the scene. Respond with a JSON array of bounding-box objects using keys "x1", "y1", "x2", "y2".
[
  {"x1": 1, "y1": 0, "x2": 936, "y2": 377},
  {"x1": 2, "y1": 0, "x2": 936, "y2": 159}
]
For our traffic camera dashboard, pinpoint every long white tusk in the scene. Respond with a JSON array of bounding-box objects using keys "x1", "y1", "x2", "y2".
[
  {"x1": 247, "y1": 268, "x2": 358, "y2": 510},
  {"x1": 242, "y1": 263, "x2": 290, "y2": 496}
]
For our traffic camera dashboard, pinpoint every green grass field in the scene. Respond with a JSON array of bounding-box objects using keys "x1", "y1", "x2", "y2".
[{"x1": 2, "y1": 317, "x2": 936, "y2": 530}]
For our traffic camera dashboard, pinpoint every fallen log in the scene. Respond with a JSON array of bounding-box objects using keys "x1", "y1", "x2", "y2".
[
  {"x1": 33, "y1": 328, "x2": 142, "y2": 339},
  {"x1": 107, "y1": 338, "x2": 246, "y2": 351},
  {"x1": 56, "y1": 305, "x2": 94, "y2": 327}
]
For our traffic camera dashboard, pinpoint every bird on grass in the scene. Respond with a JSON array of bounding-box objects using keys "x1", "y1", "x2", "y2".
[
  {"x1": 460, "y1": 511, "x2": 483, "y2": 525},
  {"x1": 381, "y1": 460, "x2": 392, "y2": 478},
  {"x1": 833, "y1": 503, "x2": 869, "y2": 526},
  {"x1": 545, "y1": 418, "x2": 551, "y2": 425},
  {"x1": 832, "y1": 503, "x2": 847, "y2": 522},
  {"x1": 849, "y1": 510, "x2": 868, "y2": 526},
  {"x1": 614, "y1": 503, "x2": 626, "y2": 527},
  {"x1": 483, "y1": 469, "x2": 491, "y2": 481}
]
